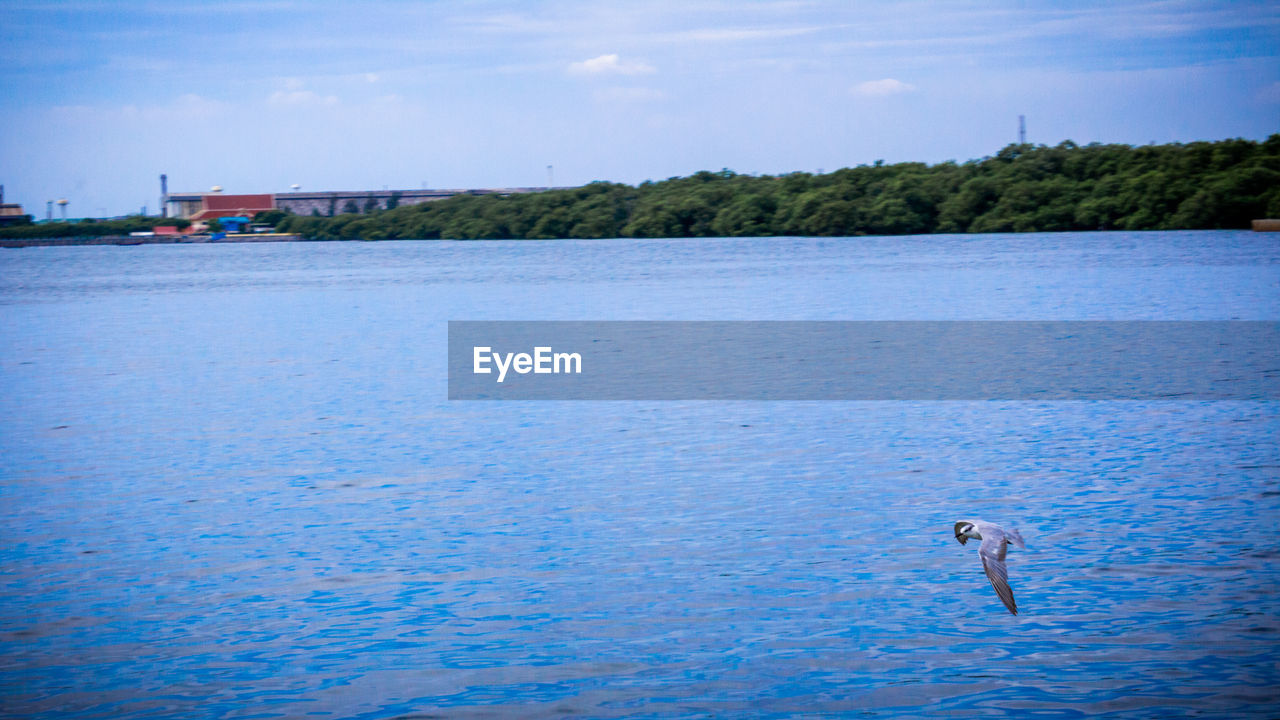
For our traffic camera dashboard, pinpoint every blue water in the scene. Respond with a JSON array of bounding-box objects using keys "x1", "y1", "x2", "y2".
[{"x1": 1, "y1": 231, "x2": 1278, "y2": 718}]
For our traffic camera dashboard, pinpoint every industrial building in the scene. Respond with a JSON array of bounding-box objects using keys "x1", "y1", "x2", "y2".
[
  {"x1": 0, "y1": 185, "x2": 29, "y2": 226},
  {"x1": 162, "y1": 184, "x2": 552, "y2": 220}
]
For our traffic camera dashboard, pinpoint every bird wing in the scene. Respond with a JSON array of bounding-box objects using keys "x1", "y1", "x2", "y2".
[{"x1": 979, "y1": 529, "x2": 1017, "y2": 615}]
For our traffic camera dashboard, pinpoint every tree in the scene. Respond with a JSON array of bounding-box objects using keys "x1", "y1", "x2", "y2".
[
  {"x1": 202, "y1": 134, "x2": 1279, "y2": 242},
  {"x1": 252, "y1": 209, "x2": 289, "y2": 226}
]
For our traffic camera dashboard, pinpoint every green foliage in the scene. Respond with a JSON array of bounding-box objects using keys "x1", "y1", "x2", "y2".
[
  {"x1": 256, "y1": 134, "x2": 1255, "y2": 241},
  {"x1": 0, "y1": 214, "x2": 191, "y2": 239},
  {"x1": 252, "y1": 209, "x2": 289, "y2": 226},
  {"x1": 7, "y1": 136, "x2": 1276, "y2": 241}
]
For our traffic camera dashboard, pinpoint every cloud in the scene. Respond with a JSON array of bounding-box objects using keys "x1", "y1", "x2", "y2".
[
  {"x1": 568, "y1": 53, "x2": 655, "y2": 76},
  {"x1": 656, "y1": 26, "x2": 826, "y2": 43},
  {"x1": 852, "y1": 78, "x2": 916, "y2": 97},
  {"x1": 461, "y1": 11, "x2": 561, "y2": 35},
  {"x1": 268, "y1": 89, "x2": 339, "y2": 106}
]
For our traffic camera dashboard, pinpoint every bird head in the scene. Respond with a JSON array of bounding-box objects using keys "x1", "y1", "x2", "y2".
[{"x1": 954, "y1": 521, "x2": 975, "y2": 545}]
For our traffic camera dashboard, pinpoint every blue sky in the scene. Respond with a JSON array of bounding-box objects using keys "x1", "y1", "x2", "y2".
[{"x1": 1, "y1": 0, "x2": 1277, "y2": 217}]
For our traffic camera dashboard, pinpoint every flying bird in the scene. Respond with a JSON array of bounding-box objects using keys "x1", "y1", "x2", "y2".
[{"x1": 954, "y1": 520, "x2": 1026, "y2": 615}]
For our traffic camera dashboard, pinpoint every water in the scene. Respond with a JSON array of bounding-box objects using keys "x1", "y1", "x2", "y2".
[{"x1": 1, "y1": 231, "x2": 1278, "y2": 718}]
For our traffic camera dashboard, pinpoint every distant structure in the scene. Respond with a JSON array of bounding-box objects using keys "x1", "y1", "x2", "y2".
[
  {"x1": 160, "y1": 174, "x2": 168, "y2": 217},
  {"x1": 178, "y1": 193, "x2": 273, "y2": 221},
  {"x1": 161, "y1": 185, "x2": 559, "y2": 220},
  {"x1": 1019, "y1": 115, "x2": 1026, "y2": 145},
  {"x1": 57, "y1": 198, "x2": 68, "y2": 220},
  {"x1": 0, "y1": 184, "x2": 30, "y2": 226}
]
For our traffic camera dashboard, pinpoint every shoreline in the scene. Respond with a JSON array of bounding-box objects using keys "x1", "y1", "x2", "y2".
[
  {"x1": 1, "y1": 226, "x2": 1272, "y2": 248},
  {"x1": 1, "y1": 233, "x2": 303, "y2": 248}
]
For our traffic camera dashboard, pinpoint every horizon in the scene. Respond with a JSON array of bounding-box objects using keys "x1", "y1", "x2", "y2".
[
  {"x1": 17, "y1": 134, "x2": 1279, "y2": 224},
  {"x1": 2, "y1": 0, "x2": 1278, "y2": 217}
]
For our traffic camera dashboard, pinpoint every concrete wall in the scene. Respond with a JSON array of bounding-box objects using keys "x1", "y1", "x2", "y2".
[
  {"x1": 164, "y1": 187, "x2": 556, "y2": 220},
  {"x1": 273, "y1": 188, "x2": 549, "y2": 217}
]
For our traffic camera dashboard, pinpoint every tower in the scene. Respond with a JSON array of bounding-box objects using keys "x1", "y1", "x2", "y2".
[
  {"x1": 1018, "y1": 115, "x2": 1026, "y2": 145},
  {"x1": 160, "y1": 174, "x2": 168, "y2": 217}
]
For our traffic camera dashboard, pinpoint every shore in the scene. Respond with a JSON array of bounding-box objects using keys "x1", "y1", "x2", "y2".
[{"x1": 0, "y1": 233, "x2": 304, "y2": 248}]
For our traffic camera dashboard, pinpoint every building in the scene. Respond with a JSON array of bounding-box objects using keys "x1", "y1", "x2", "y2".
[
  {"x1": 163, "y1": 186, "x2": 553, "y2": 220},
  {"x1": 217, "y1": 216, "x2": 251, "y2": 233},
  {"x1": 0, "y1": 203, "x2": 28, "y2": 226},
  {"x1": 165, "y1": 192, "x2": 275, "y2": 221},
  {"x1": 0, "y1": 184, "x2": 29, "y2": 226}
]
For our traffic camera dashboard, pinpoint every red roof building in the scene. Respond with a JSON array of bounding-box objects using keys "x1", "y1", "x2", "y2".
[{"x1": 188, "y1": 194, "x2": 275, "y2": 221}]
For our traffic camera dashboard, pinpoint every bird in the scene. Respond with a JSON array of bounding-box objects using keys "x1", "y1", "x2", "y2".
[{"x1": 954, "y1": 520, "x2": 1027, "y2": 615}]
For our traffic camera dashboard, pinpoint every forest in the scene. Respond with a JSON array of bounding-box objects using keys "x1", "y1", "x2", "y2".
[
  {"x1": 272, "y1": 136, "x2": 1280, "y2": 241},
  {"x1": 4, "y1": 136, "x2": 1278, "y2": 241}
]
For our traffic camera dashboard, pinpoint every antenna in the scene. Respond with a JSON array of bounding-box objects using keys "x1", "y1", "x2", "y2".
[
  {"x1": 1018, "y1": 115, "x2": 1026, "y2": 145},
  {"x1": 547, "y1": 164, "x2": 554, "y2": 187}
]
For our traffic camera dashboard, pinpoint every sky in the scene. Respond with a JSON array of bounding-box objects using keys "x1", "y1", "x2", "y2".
[{"x1": 1, "y1": 0, "x2": 1278, "y2": 218}]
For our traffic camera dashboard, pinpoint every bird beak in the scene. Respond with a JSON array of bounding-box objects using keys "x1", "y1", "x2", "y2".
[{"x1": 955, "y1": 534, "x2": 967, "y2": 545}]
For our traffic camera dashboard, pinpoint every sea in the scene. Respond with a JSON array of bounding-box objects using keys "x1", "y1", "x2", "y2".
[{"x1": 1, "y1": 231, "x2": 1278, "y2": 718}]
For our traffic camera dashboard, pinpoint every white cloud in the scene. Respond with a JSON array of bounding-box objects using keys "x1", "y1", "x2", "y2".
[
  {"x1": 852, "y1": 78, "x2": 916, "y2": 97},
  {"x1": 657, "y1": 25, "x2": 825, "y2": 43},
  {"x1": 268, "y1": 90, "x2": 339, "y2": 106},
  {"x1": 462, "y1": 12, "x2": 560, "y2": 35},
  {"x1": 568, "y1": 53, "x2": 655, "y2": 76}
]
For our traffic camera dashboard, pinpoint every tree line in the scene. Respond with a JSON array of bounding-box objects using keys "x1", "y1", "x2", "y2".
[
  {"x1": 0, "y1": 215, "x2": 191, "y2": 239},
  {"x1": 272, "y1": 136, "x2": 1278, "y2": 240},
  {"x1": 4, "y1": 136, "x2": 1277, "y2": 241}
]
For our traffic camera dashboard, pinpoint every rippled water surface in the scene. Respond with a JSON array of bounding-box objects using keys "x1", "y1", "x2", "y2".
[{"x1": 1, "y1": 232, "x2": 1278, "y2": 718}]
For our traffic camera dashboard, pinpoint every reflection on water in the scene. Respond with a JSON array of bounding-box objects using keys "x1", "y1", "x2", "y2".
[{"x1": 1, "y1": 231, "x2": 1278, "y2": 718}]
